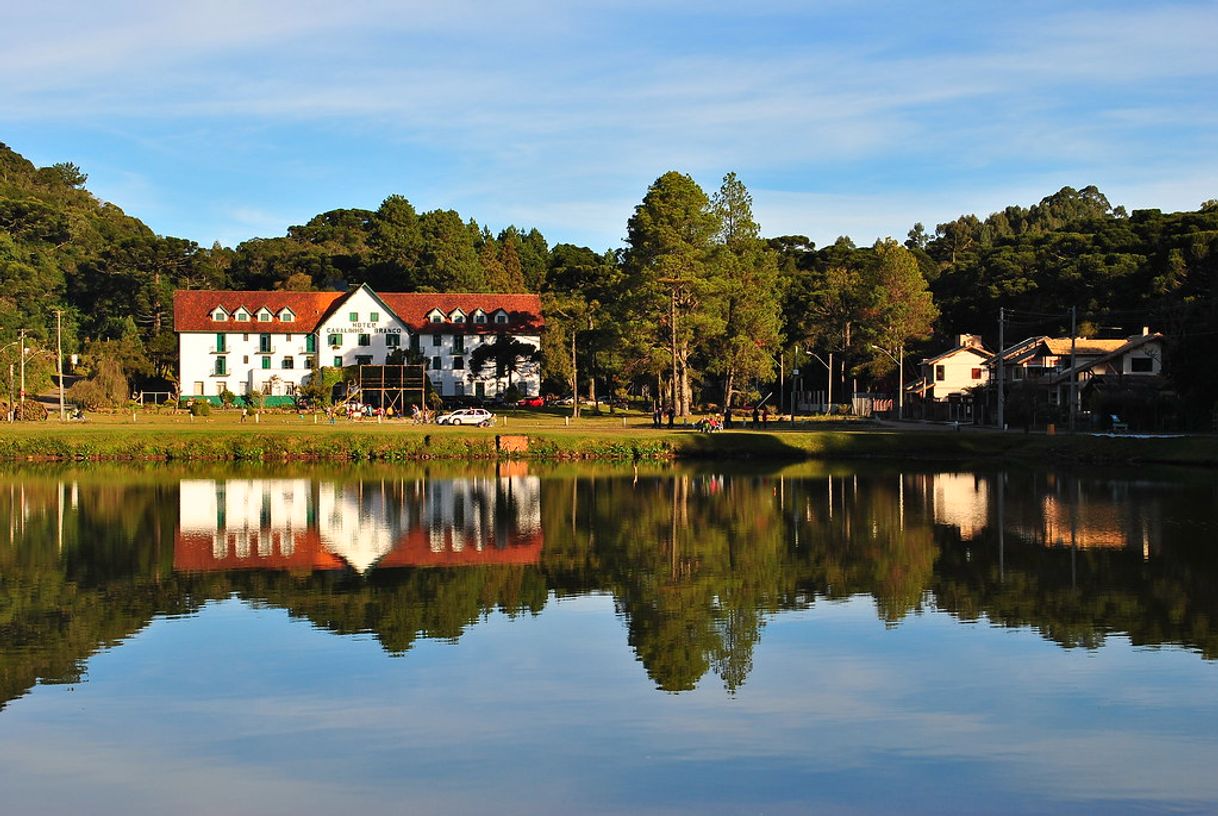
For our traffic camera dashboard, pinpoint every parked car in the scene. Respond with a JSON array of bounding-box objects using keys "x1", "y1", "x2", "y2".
[
  {"x1": 436, "y1": 408, "x2": 494, "y2": 426},
  {"x1": 515, "y1": 395, "x2": 545, "y2": 408}
]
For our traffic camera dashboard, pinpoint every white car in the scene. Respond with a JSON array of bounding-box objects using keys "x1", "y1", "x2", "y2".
[{"x1": 437, "y1": 408, "x2": 494, "y2": 427}]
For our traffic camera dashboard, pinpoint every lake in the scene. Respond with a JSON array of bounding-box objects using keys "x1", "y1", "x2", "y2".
[{"x1": 1, "y1": 461, "x2": 1216, "y2": 815}]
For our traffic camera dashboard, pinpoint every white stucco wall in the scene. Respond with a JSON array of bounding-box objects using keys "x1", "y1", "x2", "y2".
[
  {"x1": 179, "y1": 287, "x2": 543, "y2": 400},
  {"x1": 926, "y1": 348, "x2": 990, "y2": 400}
]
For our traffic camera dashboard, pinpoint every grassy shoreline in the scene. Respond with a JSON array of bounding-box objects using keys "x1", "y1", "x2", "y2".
[{"x1": 1, "y1": 413, "x2": 1215, "y2": 467}]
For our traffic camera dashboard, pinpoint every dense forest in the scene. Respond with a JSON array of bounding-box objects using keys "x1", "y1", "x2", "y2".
[{"x1": 2, "y1": 141, "x2": 1216, "y2": 422}]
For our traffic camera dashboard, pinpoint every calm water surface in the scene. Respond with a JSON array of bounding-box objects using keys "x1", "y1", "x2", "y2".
[{"x1": 1, "y1": 461, "x2": 1216, "y2": 815}]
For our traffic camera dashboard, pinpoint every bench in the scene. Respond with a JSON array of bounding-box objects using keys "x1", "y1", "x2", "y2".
[{"x1": 1110, "y1": 415, "x2": 1129, "y2": 432}]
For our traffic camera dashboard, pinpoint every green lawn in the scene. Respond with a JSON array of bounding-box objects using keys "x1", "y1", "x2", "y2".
[{"x1": 1, "y1": 407, "x2": 1215, "y2": 466}]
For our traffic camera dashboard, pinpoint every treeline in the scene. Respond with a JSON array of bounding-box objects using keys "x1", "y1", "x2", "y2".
[{"x1": 3, "y1": 140, "x2": 1216, "y2": 418}]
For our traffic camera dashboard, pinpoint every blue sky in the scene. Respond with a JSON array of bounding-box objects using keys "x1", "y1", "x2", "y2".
[{"x1": 2, "y1": 1, "x2": 1216, "y2": 251}]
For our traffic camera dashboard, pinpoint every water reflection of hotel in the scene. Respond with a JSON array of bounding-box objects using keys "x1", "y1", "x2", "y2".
[{"x1": 174, "y1": 470, "x2": 542, "y2": 573}]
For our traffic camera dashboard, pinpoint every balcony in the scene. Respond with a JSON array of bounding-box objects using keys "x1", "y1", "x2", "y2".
[{"x1": 209, "y1": 346, "x2": 229, "y2": 354}]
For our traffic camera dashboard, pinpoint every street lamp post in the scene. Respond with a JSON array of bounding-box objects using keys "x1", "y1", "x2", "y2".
[{"x1": 871, "y1": 344, "x2": 904, "y2": 420}]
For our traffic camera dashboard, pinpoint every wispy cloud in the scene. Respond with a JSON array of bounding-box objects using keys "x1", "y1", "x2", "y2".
[{"x1": 2, "y1": 1, "x2": 1215, "y2": 247}]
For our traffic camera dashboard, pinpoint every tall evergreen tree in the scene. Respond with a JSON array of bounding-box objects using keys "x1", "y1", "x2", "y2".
[
  {"x1": 624, "y1": 171, "x2": 722, "y2": 415},
  {"x1": 708, "y1": 172, "x2": 781, "y2": 407}
]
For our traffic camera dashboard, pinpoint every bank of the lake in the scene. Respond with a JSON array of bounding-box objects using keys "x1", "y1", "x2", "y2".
[{"x1": 1, "y1": 418, "x2": 1216, "y2": 467}]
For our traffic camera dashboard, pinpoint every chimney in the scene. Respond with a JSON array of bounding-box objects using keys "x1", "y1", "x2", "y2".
[{"x1": 958, "y1": 333, "x2": 981, "y2": 348}]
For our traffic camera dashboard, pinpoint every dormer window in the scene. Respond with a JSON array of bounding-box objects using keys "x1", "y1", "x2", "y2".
[
  {"x1": 449, "y1": 309, "x2": 466, "y2": 324},
  {"x1": 427, "y1": 308, "x2": 445, "y2": 323},
  {"x1": 278, "y1": 308, "x2": 295, "y2": 323},
  {"x1": 256, "y1": 308, "x2": 272, "y2": 322},
  {"x1": 453, "y1": 315, "x2": 465, "y2": 324},
  {"x1": 473, "y1": 311, "x2": 487, "y2": 324},
  {"x1": 211, "y1": 307, "x2": 229, "y2": 321},
  {"x1": 494, "y1": 310, "x2": 509, "y2": 324},
  {"x1": 234, "y1": 308, "x2": 250, "y2": 322}
]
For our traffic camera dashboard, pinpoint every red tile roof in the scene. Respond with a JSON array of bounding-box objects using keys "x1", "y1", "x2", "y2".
[
  {"x1": 379, "y1": 293, "x2": 544, "y2": 334},
  {"x1": 175, "y1": 289, "x2": 544, "y2": 334},
  {"x1": 174, "y1": 290, "x2": 344, "y2": 333}
]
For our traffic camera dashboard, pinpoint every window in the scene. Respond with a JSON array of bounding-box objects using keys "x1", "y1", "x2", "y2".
[
  {"x1": 431, "y1": 356, "x2": 442, "y2": 370},
  {"x1": 1013, "y1": 367, "x2": 1024, "y2": 380},
  {"x1": 473, "y1": 313, "x2": 486, "y2": 324},
  {"x1": 235, "y1": 310, "x2": 250, "y2": 322},
  {"x1": 452, "y1": 356, "x2": 464, "y2": 370},
  {"x1": 358, "y1": 333, "x2": 371, "y2": 347},
  {"x1": 242, "y1": 333, "x2": 249, "y2": 341},
  {"x1": 306, "y1": 335, "x2": 317, "y2": 353},
  {"x1": 432, "y1": 333, "x2": 442, "y2": 346},
  {"x1": 193, "y1": 381, "x2": 204, "y2": 395},
  {"x1": 495, "y1": 312, "x2": 508, "y2": 324},
  {"x1": 303, "y1": 357, "x2": 315, "y2": 369},
  {"x1": 370, "y1": 311, "x2": 379, "y2": 322},
  {"x1": 453, "y1": 315, "x2": 465, "y2": 324},
  {"x1": 282, "y1": 356, "x2": 294, "y2": 369},
  {"x1": 1131, "y1": 357, "x2": 1154, "y2": 373},
  {"x1": 284, "y1": 333, "x2": 293, "y2": 342},
  {"x1": 215, "y1": 333, "x2": 226, "y2": 353},
  {"x1": 216, "y1": 381, "x2": 228, "y2": 396},
  {"x1": 409, "y1": 334, "x2": 420, "y2": 353},
  {"x1": 971, "y1": 368, "x2": 982, "y2": 380},
  {"x1": 243, "y1": 355, "x2": 249, "y2": 364},
  {"x1": 328, "y1": 334, "x2": 342, "y2": 347},
  {"x1": 259, "y1": 334, "x2": 272, "y2": 353},
  {"x1": 385, "y1": 333, "x2": 401, "y2": 348},
  {"x1": 333, "y1": 356, "x2": 343, "y2": 368},
  {"x1": 453, "y1": 335, "x2": 465, "y2": 353},
  {"x1": 213, "y1": 358, "x2": 227, "y2": 376},
  {"x1": 430, "y1": 313, "x2": 443, "y2": 323},
  {"x1": 935, "y1": 365, "x2": 945, "y2": 381},
  {"x1": 349, "y1": 312, "x2": 359, "y2": 323},
  {"x1": 279, "y1": 309, "x2": 295, "y2": 322},
  {"x1": 355, "y1": 355, "x2": 372, "y2": 366},
  {"x1": 257, "y1": 309, "x2": 272, "y2": 322},
  {"x1": 261, "y1": 357, "x2": 272, "y2": 370},
  {"x1": 212, "y1": 309, "x2": 228, "y2": 321}
]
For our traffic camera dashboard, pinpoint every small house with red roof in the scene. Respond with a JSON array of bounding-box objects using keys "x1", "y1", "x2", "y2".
[{"x1": 174, "y1": 284, "x2": 543, "y2": 401}]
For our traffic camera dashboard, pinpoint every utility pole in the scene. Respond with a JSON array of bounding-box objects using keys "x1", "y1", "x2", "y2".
[
  {"x1": 1068, "y1": 305, "x2": 1077, "y2": 433},
  {"x1": 18, "y1": 328, "x2": 25, "y2": 416},
  {"x1": 827, "y1": 351, "x2": 834, "y2": 413},
  {"x1": 670, "y1": 286, "x2": 679, "y2": 416},
  {"x1": 56, "y1": 310, "x2": 65, "y2": 422},
  {"x1": 779, "y1": 352, "x2": 784, "y2": 417},
  {"x1": 997, "y1": 307, "x2": 1005, "y2": 430},
  {"x1": 898, "y1": 345, "x2": 904, "y2": 420}
]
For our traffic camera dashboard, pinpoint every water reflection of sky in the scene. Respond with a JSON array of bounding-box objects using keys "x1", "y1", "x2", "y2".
[{"x1": 2, "y1": 594, "x2": 1216, "y2": 815}]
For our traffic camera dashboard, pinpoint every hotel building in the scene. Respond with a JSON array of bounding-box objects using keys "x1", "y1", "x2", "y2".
[{"x1": 173, "y1": 284, "x2": 543, "y2": 401}]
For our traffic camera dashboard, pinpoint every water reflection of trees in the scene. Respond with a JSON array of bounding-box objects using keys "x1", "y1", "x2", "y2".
[{"x1": 1, "y1": 466, "x2": 1216, "y2": 708}]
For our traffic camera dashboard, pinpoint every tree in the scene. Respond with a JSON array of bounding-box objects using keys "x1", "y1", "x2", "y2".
[
  {"x1": 860, "y1": 239, "x2": 938, "y2": 391},
  {"x1": 415, "y1": 210, "x2": 484, "y2": 291},
  {"x1": 623, "y1": 171, "x2": 722, "y2": 415},
  {"x1": 369, "y1": 194, "x2": 422, "y2": 288},
  {"x1": 708, "y1": 173, "x2": 781, "y2": 406},
  {"x1": 468, "y1": 333, "x2": 540, "y2": 390}
]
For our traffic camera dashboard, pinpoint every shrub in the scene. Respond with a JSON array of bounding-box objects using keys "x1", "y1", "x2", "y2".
[{"x1": 189, "y1": 400, "x2": 211, "y2": 417}]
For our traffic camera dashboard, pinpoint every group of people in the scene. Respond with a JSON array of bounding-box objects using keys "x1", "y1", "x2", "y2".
[{"x1": 653, "y1": 404, "x2": 773, "y2": 432}]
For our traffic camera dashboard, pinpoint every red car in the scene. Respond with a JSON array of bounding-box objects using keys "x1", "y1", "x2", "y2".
[{"x1": 516, "y1": 396, "x2": 545, "y2": 408}]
